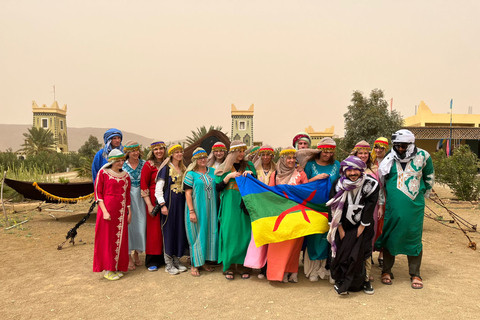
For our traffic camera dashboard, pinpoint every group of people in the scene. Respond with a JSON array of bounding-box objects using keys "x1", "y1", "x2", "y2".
[{"x1": 91, "y1": 128, "x2": 434, "y2": 296}]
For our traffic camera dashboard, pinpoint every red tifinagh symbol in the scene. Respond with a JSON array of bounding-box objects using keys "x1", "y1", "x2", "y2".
[{"x1": 273, "y1": 190, "x2": 317, "y2": 232}]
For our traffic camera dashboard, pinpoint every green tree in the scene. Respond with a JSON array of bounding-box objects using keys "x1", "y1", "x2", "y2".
[
  {"x1": 185, "y1": 125, "x2": 227, "y2": 146},
  {"x1": 343, "y1": 89, "x2": 404, "y2": 151},
  {"x1": 78, "y1": 135, "x2": 102, "y2": 158},
  {"x1": 19, "y1": 127, "x2": 56, "y2": 156},
  {"x1": 432, "y1": 145, "x2": 480, "y2": 201}
]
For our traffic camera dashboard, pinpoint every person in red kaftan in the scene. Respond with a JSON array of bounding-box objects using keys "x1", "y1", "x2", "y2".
[{"x1": 93, "y1": 149, "x2": 132, "y2": 280}]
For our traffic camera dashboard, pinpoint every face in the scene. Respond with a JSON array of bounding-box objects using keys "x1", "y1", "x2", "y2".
[
  {"x1": 197, "y1": 157, "x2": 207, "y2": 168},
  {"x1": 236, "y1": 150, "x2": 245, "y2": 162},
  {"x1": 374, "y1": 146, "x2": 386, "y2": 158},
  {"x1": 356, "y1": 150, "x2": 370, "y2": 164},
  {"x1": 153, "y1": 147, "x2": 165, "y2": 160},
  {"x1": 172, "y1": 149, "x2": 183, "y2": 162},
  {"x1": 112, "y1": 159, "x2": 125, "y2": 171},
  {"x1": 213, "y1": 150, "x2": 225, "y2": 161},
  {"x1": 111, "y1": 136, "x2": 121, "y2": 148},
  {"x1": 129, "y1": 149, "x2": 140, "y2": 160},
  {"x1": 261, "y1": 153, "x2": 272, "y2": 165},
  {"x1": 394, "y1": 143, "x2": 409, "y2": 155},
  {"x1": 345, "y1": 168, "x2": 361, "y2": 182},
  {"x1": 285, "y1": 155, "x2": 296, "y2": 168},
  {"x1": 320, "y1": 151, "x2": 334, "y2": 163},
  {"x1": 297, "y1": 140, "x2": 309, "y2": 149}
]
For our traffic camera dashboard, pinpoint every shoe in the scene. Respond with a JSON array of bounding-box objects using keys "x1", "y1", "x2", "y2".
[
  {"x1": 334, "y1": 283, "x2": 348, "y2": 295},
  {"x1": 363, "y1": 281, "x2": 374, "y2": 294},
  {"x1": 289, "y1": 273, "x2": 298, "y2": 283},
  {"x1": 116, "y1": 272, "x2": 124, "y2": 278},
  {"x1": 282, "y1": 273, "x2": 289, "y2": 283},
  {"x1": 224, "y1": 271, "x2": 234, "y2": 280},
  {"x1": 328, "y1": 276, "x2": 335, "y2": 285},
  {"x1": 309, "y1": 275, "x2": 319, "y2": 282},
  {"x1": 257, "y1": 273, "x2": 265, "y2": 279},
  {"x1": 165, "y1": 263, "x2": 180, "y2": 275},
  {"x1": 104, "y1": 271, "x2": 120, "y2": 281},
  {"x1": 147, "y1": 266, "x2": 158, "y2": 272},
  {"x1": 173, "y1": 257, "x2": 187, "y2": 272}
]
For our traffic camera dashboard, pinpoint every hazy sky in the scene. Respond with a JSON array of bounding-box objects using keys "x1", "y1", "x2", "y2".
[{"x1": 1, "y1": 0, "x2": 478, "y2": 148}]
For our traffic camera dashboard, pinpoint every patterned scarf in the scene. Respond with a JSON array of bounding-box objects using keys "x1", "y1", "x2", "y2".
[{"x1": 326, "y1": 156, "x2": 366, "y2": 258}]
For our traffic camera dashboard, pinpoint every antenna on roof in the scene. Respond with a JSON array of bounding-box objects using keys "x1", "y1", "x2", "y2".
[{"x1": 51, "y1": 85, "x2": 55, "y2": 102}]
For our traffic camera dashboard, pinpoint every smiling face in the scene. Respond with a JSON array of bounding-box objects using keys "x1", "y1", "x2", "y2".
[
  {"x1": 196, "y1": 156, "x2": 208, "y2": 169},
  {"x1": 153, "y1": 147, "x2": 165, "y2": 160},
  {"x1": 112, "y1": 159, "x2": 125, "y2": 172},
  {"x1": 172, "y1": 149, "x2": 183, "y2": 162},
  {"x1": 236, "y1": 150, "x2": 245, "y2": 162},
  {"x1": 213, "y1": 150, "x2": 225, "y2": 161},
  {"x1": 374, "y1": 146, "x2": 386, "y2": 158},
  {"x1": 261, "y1": 153, "x2": 273, "y2": 165},
  {"x1": 129, "y1": 149, "x2": 140, "y2": 161},
  {"x1": 356, "y1": 150, "x2": 370, "y2": 164},
  {"x1": 346, "y1": 168, "x2": 361, "y2": 181},
  {"x1": 285, "y1": 155, "x2": 296, "y2": 168},
  {"x1": 320, "y1": 150, "x2": 334, "y2": 163}
]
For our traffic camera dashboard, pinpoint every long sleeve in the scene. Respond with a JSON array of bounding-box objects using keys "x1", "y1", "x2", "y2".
[
  {"x1": 91, "y1": 150, "x2": 104, "y2": 183},
  {"x1": 140, "y1": 162, "x2": 151, "y2": 198},
  {"x1": 94, "y1": 169, "x2": 104, "y2": 202},
  {"x1": 361, "y1": 182, "x2": 379, "y2": 227},
  {"x1": 422, "y1": 153, "x2": 435, "y2": 198}
]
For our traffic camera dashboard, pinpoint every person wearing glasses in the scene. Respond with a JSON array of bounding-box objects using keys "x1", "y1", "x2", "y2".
[{"x1": 375, "y1": 130, "x2": 434, "y2": 290}]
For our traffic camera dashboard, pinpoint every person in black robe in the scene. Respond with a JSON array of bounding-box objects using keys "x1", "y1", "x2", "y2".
[{"x1": 326, "y1": 156, "x2": 379, "y2": 295}]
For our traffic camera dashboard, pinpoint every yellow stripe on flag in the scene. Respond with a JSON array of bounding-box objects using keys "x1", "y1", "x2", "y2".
[{"x1": 252, "y1": 209, "x2": 329, "y2": 247}]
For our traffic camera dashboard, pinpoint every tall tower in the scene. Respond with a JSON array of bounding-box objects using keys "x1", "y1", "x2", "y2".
[
  {"x1": 231, "y1": 104, "x2": 254, "y2": 147},
  {"x1": 32, "y1": 101, "x2": 69, "y2": 152}
]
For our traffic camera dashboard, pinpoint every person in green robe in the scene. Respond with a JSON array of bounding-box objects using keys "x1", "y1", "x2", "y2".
[
  {"x1": 215, "y1": 140, "x2": 257, "y2": 280},
  {"x1": 375, "y1": 129, "x2": 434, "y2": 290}
]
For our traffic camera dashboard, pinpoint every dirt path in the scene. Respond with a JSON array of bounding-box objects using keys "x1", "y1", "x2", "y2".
[{"x1": 0, "y1": 185, "x2": 479, "y2": 320}]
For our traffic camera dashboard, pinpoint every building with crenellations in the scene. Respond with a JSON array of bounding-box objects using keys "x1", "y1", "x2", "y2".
[
  {"x1": 304, "y1": 125, "x2": 335, "y2": 147},
  {"x1": 32, "y1": 101, "x2": 69, "y2": 152},
  {"x1": 231, "y1": 104, "x2": 255, "y2": 147},
  {"x1": 403, "y1": 100, "x2": 480, "y2": 156}
]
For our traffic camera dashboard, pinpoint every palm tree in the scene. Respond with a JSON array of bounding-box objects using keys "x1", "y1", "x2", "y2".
[
  {"x1": 185, "y1": 125, "x2": 226, "y2": 146},
  {"x1": 19, "y1": 127, "x2": 56, "y2": 156}
]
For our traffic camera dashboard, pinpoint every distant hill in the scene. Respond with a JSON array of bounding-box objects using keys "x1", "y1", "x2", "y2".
[{"x1": 0, "y1": 124, "x2": 182, "y2": 152}]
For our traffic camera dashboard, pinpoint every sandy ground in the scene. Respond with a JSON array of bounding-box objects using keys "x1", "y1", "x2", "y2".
[{"x1": 1, "y1": 185, "x2": 479, "y2": 320}]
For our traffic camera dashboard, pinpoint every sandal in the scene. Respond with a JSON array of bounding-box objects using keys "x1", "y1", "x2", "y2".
[
  {"x1": 202, "y1": 265, "x2": 214, "y2": 272},
  {"x1": 224, "y1": 271, "x2": 235, "y2": 280},
  {"x1": 191, "y1": 267, "x2": 200, "y2": 277},
  {"x1": 381, "y1": 273, "x2": 392, "y2": 285},
  {"x1": 104, "y1": 271, "x2": 120, "y2": 281},
  {"x1": 241, "y1": 272, "x2": 251, "y2": 280},
  {"x1": 411, "y1": 276, "x2": 423, "y2": 289}
]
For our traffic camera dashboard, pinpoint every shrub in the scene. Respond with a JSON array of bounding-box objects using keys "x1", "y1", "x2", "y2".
[{"x1": 432, "y1": 144, "x2": 480, "y2": 201}]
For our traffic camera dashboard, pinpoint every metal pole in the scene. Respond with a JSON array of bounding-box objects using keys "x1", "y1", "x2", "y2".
[
  {"x1": 1, "y1": 171, "x2": 9, "y2": 226},
  {"x1": 449, "y1": 99, "x2": 453, "y2": 156}
]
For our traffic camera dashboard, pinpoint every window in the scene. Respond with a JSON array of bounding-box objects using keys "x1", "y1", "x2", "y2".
[
  {"x1": 60, "y1": 120, "x2": 64, "y2": 130},
  {"x1": 41, "y1": 118, "x2": 48, "y2": 129},
  {"x1": 239, "y1": 121, "x2": 246, "y2": 130}
]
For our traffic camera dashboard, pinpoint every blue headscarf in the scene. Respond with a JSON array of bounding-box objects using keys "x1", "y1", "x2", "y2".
[{"x1": 102, "y1": 128, "x2": 123, "y2": 159}]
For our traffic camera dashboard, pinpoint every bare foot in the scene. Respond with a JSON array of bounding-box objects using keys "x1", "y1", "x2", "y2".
[{"x1": 191, "y1": 267, "x2": 200, "y2": 277}]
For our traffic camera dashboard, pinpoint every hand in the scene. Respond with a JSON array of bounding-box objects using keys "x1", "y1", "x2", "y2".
[
  {"x1": 378, "y1": 206, "x2": 384, "y2": 219},
  {"x1": 189, "y1": 211, "x2": 197, "y2": 223},
  {"x1": 103, "y1": 211, "x2": 111, "y2": 221},
  {"x1": 161, "y1": 206, "x2": 168, "y2": 216},
  {"x1": 127, "y1": 212, "x2": 132, "y2": 224},
  {"x1": 226, "y1": 172, "x2": 241, "y2": 182},
  {"x1": 339, "y1": 228, "x2": 345, "y2": 240},
  {"x1": 147, "y1": 204, "x2": 154, "y2": 214},
  {"x1": 242, "y1": 170, "x2": 253, "y2": 177},
  {"x1": 296, "y1": 167, "x2": 303, "y2": 173},
  {"x1": 318, "y1": 173, "x2": 330, "y2": 180}
]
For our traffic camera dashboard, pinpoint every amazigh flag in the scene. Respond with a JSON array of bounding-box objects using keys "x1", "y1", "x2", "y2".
[{"x1": 236, "y1": 174, "x2": 331, "y2": 247}]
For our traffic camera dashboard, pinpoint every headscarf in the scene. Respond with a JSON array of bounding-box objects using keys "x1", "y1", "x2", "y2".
[
  {"x1": 100, "y1": 149, "x2": 126, "y2": 170},
  {"x1": 123, "y1": 140, "x2": 142, "y2": 159},
  {"x1": 326, "y1": 156, "x2": 366, "y2": 258},
  {"x1": 274, "y1": 146, "x2": 297, "y2": 184},
  {"x1": 296, "y1": 137, "x2": 336, "y2": 168},
  {"x1": 371, "y1": 137, "x2": 389, "y2": 164},
  {"x1": 102, "y1": 128, "x2": 123, "y2": 159},
  {"x1": 215, "y1": 140, "x2": 247, "y2": 176},
  {"x1": 292, "y1": 132, "x2": 312, "y2": 150},
  {"x1": 185, "y1": 147, "x2": 208, "y2": 174},
  {"x1": 254, "y1": 144, "x2": 276, "y2": 172},
  {"x1": 158, "y1": 144, "x2": 186, "y2": 186},
  {"x1": 350, "y1": 140, "x2": 371, "y2": 154},
  {"x1": 378, "y1": 130, "x2": 417, "y2": 182},
  {"x1": 206, "y1": 142, "x2": 228, "y2": 167},
  {"x1": 146, "y1": 139, "x2": 167, "y2": 166},
  {"x1": 245, "y1": 146, "x2": 260, "y2": 162}
]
